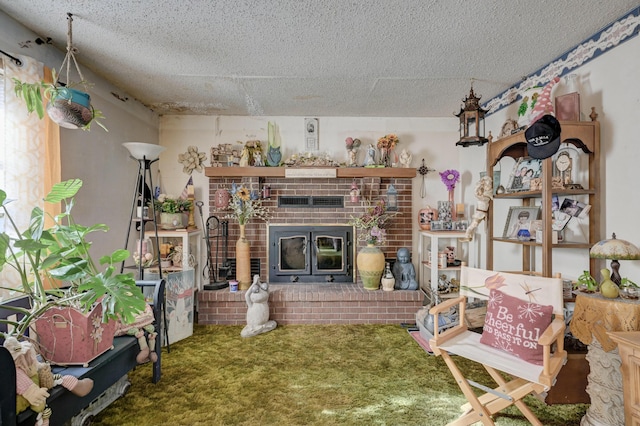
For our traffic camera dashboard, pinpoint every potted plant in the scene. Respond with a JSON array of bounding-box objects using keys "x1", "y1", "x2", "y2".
[
  {"x1": 576, "y1": 270, "x2": 597, "y2": 293},
  {"x1": 0, "y1": 179, "x2": 146, "y2": 363},
  {"x1": 12, "y1": 74, "x2": 107, "y2": 132},
  {"x1": 153, "y1": 194, "x2": 192, "y2": 229}
]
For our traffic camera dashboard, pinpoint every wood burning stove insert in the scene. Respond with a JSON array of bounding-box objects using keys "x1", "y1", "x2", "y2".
[{"x1": 268, "y1": 225, "x2": 355, "y2": 283}]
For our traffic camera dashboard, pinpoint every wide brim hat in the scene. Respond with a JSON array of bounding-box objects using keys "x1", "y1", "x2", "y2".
[{"x1": 525, "y1": 114, "x2": 562, "y2": 159}]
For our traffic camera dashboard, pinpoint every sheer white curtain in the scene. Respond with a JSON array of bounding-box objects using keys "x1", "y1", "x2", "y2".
[{"x1": 0, "y1": 54, "x2": 59, "y2": 293}]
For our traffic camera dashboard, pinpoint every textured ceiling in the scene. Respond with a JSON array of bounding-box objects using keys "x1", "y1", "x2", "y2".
[{"x1": 1, "y1": 1, "x2": 638, "y2": 117}]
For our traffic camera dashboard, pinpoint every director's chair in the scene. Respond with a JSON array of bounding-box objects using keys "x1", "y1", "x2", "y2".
[{"x1": 428, "y1": 266, "x2": 567, "y2": 426}]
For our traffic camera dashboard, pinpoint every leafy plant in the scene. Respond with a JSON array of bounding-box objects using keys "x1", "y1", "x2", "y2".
[
  {"x1": 621, "y1": 277, "x2": 638, "y2": 288},
  {"x1": 0, "y1": 179, "x2": 145, "y2": 339},
  {"x1": 12, "y1": 73, "x2": 107, "y2": 132},
  {"x1": 576, "y1": 270, "x2": 597, "y2": 292},
  {"x1": 153, "y1": 194, "x2": 192, "y2": 214}
]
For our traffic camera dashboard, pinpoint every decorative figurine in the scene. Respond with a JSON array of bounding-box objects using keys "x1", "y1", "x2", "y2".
[
  {"x1": 392, "y1": 247, "x2": 418, "y2": 290},
  {"x1": 241, "y1": 275, "x2": 277, "y2": 338},
  {"x1": 363, "y1": 144, "x2": 376, "y2": 166},
  {"x1": 398, "y1": 149, "x2": 412, "y2": 168},
  {"x1": 463, "y1": 175, "x2": 493, "y2": 241}
]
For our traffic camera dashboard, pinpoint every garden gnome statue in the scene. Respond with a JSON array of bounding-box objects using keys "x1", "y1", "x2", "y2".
[
  {"x1": 241, "y1": 275, "x2": 277, "y2": 338},
  {"x1": 392, "y1": 247, "x2": 418, "y2": 290}
]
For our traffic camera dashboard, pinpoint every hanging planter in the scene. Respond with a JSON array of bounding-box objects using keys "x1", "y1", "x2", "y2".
[{"x1": 11, "y1": 13, "x2": 107, "y2": 131}]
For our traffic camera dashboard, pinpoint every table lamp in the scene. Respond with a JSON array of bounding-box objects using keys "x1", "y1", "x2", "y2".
[{"x1": 590, "y1": 233, "x2": 640, "y2": 286}]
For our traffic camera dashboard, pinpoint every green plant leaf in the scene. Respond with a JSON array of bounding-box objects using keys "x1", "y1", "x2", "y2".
[{"x1": 44, "y1": 179, "x2": 83, "y2": 203}]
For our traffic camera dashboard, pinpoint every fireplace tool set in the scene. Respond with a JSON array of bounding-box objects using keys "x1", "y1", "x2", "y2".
[{"x1": 196, "y1": 201, "x2": 230, "y2": 290}]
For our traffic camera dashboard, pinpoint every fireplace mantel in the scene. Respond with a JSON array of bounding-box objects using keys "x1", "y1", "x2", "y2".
[{"x1": 205, "y1": 166, "x2": 416, "y2": 178}]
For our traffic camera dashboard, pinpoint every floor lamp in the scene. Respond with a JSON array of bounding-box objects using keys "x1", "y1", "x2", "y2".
[{"x1": 122, "y1": 142, "x2": 165, "y2": 279}]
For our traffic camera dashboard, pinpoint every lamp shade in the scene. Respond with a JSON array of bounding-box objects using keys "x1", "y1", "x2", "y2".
[
  {"x1": 123, "y1": 142, "x2": 166, "y2": 161},
  {"x1": 590, "y1": 233, "x2": 640, "y2": 260}
]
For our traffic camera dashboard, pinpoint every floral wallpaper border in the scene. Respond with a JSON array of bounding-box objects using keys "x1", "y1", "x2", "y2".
[{"x1": 484, "y1": 6, "x2": 640, "y2": 116}]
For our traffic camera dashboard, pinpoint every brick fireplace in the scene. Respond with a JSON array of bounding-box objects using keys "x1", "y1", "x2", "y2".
[{"x1": 197, "y1": 167, "x2": 421, "y2": 325}]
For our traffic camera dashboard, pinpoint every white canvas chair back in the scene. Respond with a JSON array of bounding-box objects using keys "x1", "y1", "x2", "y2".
[
  {"x1": 459, "y1": 267, "x2": 565, "y2": 317},
  {"x1": 426, "y1": 266, "x2": 566, "y2": 426}
]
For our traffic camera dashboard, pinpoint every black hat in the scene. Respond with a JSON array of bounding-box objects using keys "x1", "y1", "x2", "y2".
[{"x1": 525, "y1": 115, "x2": 561, "y2": 159}]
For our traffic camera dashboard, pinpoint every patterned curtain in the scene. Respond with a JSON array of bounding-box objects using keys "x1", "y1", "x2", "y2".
[{"x1": 0, "y1": 54, "x2": 60, "y2": 294}]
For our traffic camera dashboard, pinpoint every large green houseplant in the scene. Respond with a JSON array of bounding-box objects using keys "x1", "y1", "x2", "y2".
[{"x1": 0, "y1": 179, "x2": 145, "y2": 341}]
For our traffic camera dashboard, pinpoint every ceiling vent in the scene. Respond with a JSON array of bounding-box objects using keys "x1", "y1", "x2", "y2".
[{"x1": 278, "y1": 196, "x2": 344, "y2": 209}]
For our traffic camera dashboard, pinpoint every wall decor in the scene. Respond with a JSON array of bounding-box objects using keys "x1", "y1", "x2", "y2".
[
  {"x1": 555, "y1": 92, "x2": 580, "y2": 121},
  {"x1": 304, "y1": 118, "x2": 319, "y2": 151}
]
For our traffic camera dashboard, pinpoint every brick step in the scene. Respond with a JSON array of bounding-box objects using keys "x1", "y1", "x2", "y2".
[{"x1": 197, "y1": 284, "x2": 423, "y2": 325}]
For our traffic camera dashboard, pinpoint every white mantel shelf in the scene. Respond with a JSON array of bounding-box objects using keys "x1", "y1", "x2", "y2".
[{"x1": 204, "y1": 166, "x2": 417, "y2": 178}]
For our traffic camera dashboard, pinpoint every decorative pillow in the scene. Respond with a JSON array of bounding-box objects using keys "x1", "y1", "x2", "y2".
[{"x1": 479, "y1": 289, "x2": 553, "y2": 365}]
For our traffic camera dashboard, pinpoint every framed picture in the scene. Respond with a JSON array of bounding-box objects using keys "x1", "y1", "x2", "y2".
[
  {"x1": 506, "y1": 157, "x2": 542, "y2": 192},
  {"x1": 304, "y1": 118, "x2": 319, "y2": 151},
  {"x1": 552, "y1": 211, "x2": 572, "y2": 231},
  {"x1": 555, "y1": 92, "x2": 580, "y2": 121},
  {"x1": 503, "y1": 206, "x2": 540, "y2": 239},
  {"x1": 560, "y1": 198, "x2": 587, "y2": 218}
]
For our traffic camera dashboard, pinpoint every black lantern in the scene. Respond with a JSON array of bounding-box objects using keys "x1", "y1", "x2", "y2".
[
  {"x1": 387, "y1": 184, "x2": 398, "y2": 211},
  {"x1": 455, "y1": 84, "x2": 488, "y2": 147}
]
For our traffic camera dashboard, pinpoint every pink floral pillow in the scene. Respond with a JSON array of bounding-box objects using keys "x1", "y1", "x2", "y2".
[{"x1": 479, "y1": 289, "x2": 554, "y2": 365}]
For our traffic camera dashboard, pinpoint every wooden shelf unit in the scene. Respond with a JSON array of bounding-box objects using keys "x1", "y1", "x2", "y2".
[{"x1": 486, "y1": 120, "x2": 601, "y2": 277}]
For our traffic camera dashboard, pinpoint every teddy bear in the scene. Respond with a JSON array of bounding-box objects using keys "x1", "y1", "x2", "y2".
[
  {"x1": 114, "y1": 303, "x2": 158, "y2": 364},
  {"x1": 3, "y1": 337, "x2": 94, "y2": 426}
]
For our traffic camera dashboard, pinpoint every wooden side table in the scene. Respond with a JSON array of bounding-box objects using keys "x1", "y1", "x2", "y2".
[
  {"x1": 570, "y1": 292, "x2": 640, "y2": 426},
  {"x1": 608, "y1": 332, "x2": 640, "y2": 426}
]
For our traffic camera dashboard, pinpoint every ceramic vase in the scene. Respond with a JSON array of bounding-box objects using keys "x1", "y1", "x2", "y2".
[
  {"x1": 160, "y1": 212, "x2": 183, "y2": 229},
  {"x1": 236, "y1": 224, "x2": 251, "y2": 290},
  {"x1": 599, "y1": 268, "x2": 619, "y2": 299},
  {"x1": 356, "y1": 244, "x2": 385, "y2": 291},
  {"x1": 381, "y1": 262, "x2": 395, "y2": 291}
]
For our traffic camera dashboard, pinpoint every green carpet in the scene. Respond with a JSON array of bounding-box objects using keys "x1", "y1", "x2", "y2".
[{"x1": 92, "y1": 324, "x2": 587, "y2": 425}]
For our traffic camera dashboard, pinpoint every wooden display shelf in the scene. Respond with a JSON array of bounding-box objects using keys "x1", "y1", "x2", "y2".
[{"x1": 205, "y1": 166, "x2": 416, "y2": 178}]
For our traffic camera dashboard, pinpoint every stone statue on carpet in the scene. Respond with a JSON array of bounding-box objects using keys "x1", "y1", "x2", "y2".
[
  {"x1": 393, "y1": 247, "x2": 418, "y2": 290},
  {"x1": 241, "y1": 275, "x2": 277, "y2": 338}
]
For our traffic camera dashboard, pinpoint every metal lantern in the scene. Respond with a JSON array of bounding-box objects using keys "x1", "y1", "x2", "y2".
[
  {"x1": 387, "y1": 184, "x2": 398, "y2": 211},
  {"x1": 455, "y1": 84, "x2": 488, "y2": 147}
]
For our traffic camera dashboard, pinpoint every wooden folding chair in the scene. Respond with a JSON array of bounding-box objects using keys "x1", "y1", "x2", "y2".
[{"x1": 428, "y1": 266, "x2": 567, "y2": 426}]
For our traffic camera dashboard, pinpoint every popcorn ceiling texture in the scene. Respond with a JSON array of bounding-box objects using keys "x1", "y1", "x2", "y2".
[{"x1": 1, "y1": 1, "x2": 637, "y2": 117}]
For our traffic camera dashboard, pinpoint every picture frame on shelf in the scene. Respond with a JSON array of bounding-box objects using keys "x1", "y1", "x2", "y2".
[
  {"x1": 503, "y1": 206, "x2": 540, "y2": 239},
  {"x1": 560, "y1": 198, "x2": 589, "y2": 218},
  {"x1": 552, "y1": 211, "x2": 572, "y2": 231},
  {"x1": 506, "y1": 157, "x2": 542, "y2": 192}
]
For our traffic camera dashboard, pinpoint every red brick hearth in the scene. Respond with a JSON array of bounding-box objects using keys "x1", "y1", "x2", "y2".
[
  {"x1": 199, "y1": 167, "x2": 420, "y2": 325},
  {"x1": 197, "y1": 284, "x2": 423, "y2": 325}
]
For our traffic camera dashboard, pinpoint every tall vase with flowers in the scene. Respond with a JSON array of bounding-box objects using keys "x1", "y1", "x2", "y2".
[
  {"x1": 153, "y1": 194, "x2": 192, "y2": 229},
  {"x1": 223, "y1": 182, "x2": 271, "y2": 290},
  {"x1": 377, "y1": 134, "x2": 399, "y2": 167},
  {"x1": 349, "y1": 199, "x2": 399, "y2": 290},
  {"x1": 439, "y1": 169, "x2": 460, "y2": 221}
]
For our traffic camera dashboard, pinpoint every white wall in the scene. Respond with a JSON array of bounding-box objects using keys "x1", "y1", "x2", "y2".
[
  {"x1": 0, "y1": 11, "x2": 160, "y2": 260},
  {"x1": 160, "y1": 35, "x2": 640, "y2": 285},
  {"x1": 481, "y1": 35, "x2": 640, "y2": 282},
  {"x1": 159, "y1": 115, "x2": 459, "y2": 260}
]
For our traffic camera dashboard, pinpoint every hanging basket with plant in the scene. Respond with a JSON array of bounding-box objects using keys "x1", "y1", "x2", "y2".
[{"x1": 12, "y1": 13, "x2": 107, "y2": 132}]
